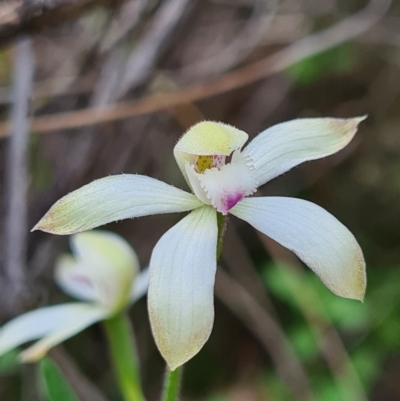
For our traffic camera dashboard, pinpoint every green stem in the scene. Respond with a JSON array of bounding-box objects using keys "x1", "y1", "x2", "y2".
[
  {"x1": 216, "y1": 212, "x2": 227, "y2": 261},
  {"x1": 103, "y1": 312, "x2": 146, "y2": 401},
  {"x1": 162, "y1": 367, "x2": 183, "y2": 401}
]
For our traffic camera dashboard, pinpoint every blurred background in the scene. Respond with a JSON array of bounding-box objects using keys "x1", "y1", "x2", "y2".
[{"x1": 0, "y1": 0, "x2": 399, "y2": 400}]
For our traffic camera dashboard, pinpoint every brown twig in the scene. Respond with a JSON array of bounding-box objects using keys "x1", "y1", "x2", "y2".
[
  {"x1": 0, "y1": 0, "x2": 391, "y2": 137},
  {"x1": 2, "y1": 37, "x2": 34, "y2": 315}
]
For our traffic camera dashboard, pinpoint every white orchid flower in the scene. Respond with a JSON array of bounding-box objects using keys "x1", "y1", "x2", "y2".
[
  {"x1": 33, "y1": 118, "x2": 367, "y2": 370},
  {"x1": 0, "y1": 230, "x2": 149, "y2": 362}
]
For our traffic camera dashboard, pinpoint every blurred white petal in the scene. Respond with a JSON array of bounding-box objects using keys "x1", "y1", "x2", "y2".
[
  {"x1": 68, "y1": 231, "x2": 138, "y2": 310},
  {"x1": 129, "y1": 267, "x2": 149, "y2": 302},
  {"x1": 33, "y1": 175, "x2": 202, "y2": 235},
  {"x1": 55, "y1": 255, "x2": 98, "y2": 302},
  {"x1": 148, "y1": 206, "x2": 218, "y2": 370},
  {"x1": 231, "y1": 197, "x2": 366, "y2": 300},
  {"x1": 243, "y1": 117, "x2": 366, "y2": 186},
  {"x1": 0, "y1": 304, "x2": 108, "y2": 361}
]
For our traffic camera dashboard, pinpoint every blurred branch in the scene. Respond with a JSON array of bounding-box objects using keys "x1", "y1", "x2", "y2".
[
  {"x1": 0, "y1": 0, "x2": 391, "y2": 136},
  {"x1": 178, "y1": 0, "x2": 279, "y2": 80},
  {"x1": 115, "y1": 0, "x2": 195, "y2": 98},
  {"x1": 0, "y1": 75, "x2": 91, "y2": 104},
  {"x1": 53, "y1": 0, "x2": 150, "y2": 183},
  {"x1": 99, "y1": 0, "x2": 147, "y2": 53},
  {"x1": 215, "y1": 269, "x2": 316, "y2": 401},
  {"x1": 0, "y1": 0, "x2": 122, "y2": 44},
  {"x1": 1, "y1": 37, "x2": 34, "y2": 315}
]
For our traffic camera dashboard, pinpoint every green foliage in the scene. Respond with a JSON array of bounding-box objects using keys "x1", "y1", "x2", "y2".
[
  {"x1": 394, "y1": 162, "x2": 400, "y2": 190},
  {"x1": 351, "y1": 349, "x2": 381, "y2": 388},
  {"x1": 262, "y1": 261, "x2": 400, "y2": 399},
  {"x1": 262, "y1": 374, "x2": 293, "y2": 401},
  {"x1": 289, "y1": 326, "x2": 318, "y2": 361},
  {"x1": 39, "y1": 358, "x2": 80, "y2": 401},
  {"x1": 286, "y1": 44, "x2": 358, "y2": 85},
  {"x1": 0, "y1": 350, "x2": 20, "y2": 375},
  {"x1": 29, "y1": 133, "x2": 53, "y2": 191},
  {"x1": 205, "y1": 396, "x2": 229, "y2": 401},
  {"x1": 315, "y1": 378, "x2": 343, "y2": 401},
  {"x1": 0, "y1": 49, "x2": 12, "y2": 85}
]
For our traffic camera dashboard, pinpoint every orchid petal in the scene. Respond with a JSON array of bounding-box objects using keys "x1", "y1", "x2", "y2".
[
  {"x1": 0, "y1": 303, "x2": 108, "y2": 361},
  {"x1": 56, "y1": 231, "x2": 139, "y2": 311},
  {"x1": 243, "y1": 117, "x2": 366, "y2": 186},
  {"x1": 148, "y1": 206, "x2": 218, "y2": 370},
  {"x1": 33, "y1": 175, "x2": 202, "y2": 235},
  {"x1": 55, "y1": 255, "x2": 98, "y2": 302},
  {"x1": 231, "y1": 197, "x2": 366, "y2": 300},
  {"x1": 174, "y1": 121, "x2": 248, "y2": 186},
  {"x1": 129, "y1": 267, "x2": 149, "y2": 302}
]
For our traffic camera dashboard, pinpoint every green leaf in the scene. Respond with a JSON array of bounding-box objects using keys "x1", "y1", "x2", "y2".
[
  {"x1": 262, "y1": 263, "x2": 296, "y2": 305},
  {"x1": 285, "y1": 44, "x2": 357, "y2": 85},
  {"x1": 262, "y1": 374, "x2": 293, "y2": 401},
  {"x1": 0, "y1": 349, "x2": 20, "y2": 375},
  {"x1": 39, "y1": 358, "x2": 80, "y2": 401},
  {"x1": 316, "y1": 379, "x2": 343, "y2": 401},
  {"x1": 351, "y1": 349, "x2": 381, "y2": 388},
  {"x1": 290, "y1": 326, "x2": 318, "y2": 361}
]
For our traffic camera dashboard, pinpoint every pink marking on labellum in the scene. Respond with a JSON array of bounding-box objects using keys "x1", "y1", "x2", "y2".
[{"x1": 222, "y1": 192, "x2": 244, "y2": 214}]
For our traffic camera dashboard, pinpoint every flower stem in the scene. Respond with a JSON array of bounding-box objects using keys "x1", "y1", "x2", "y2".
[
  {"x1": 162, "y1": 367, "x2": 183, "y2": 401},
  {"x1": 103, "y1": 312, "x2": 146, "y2": 401},
  {"x1": 216, "y1": 212, "x2": 227, "y2": 260}
]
